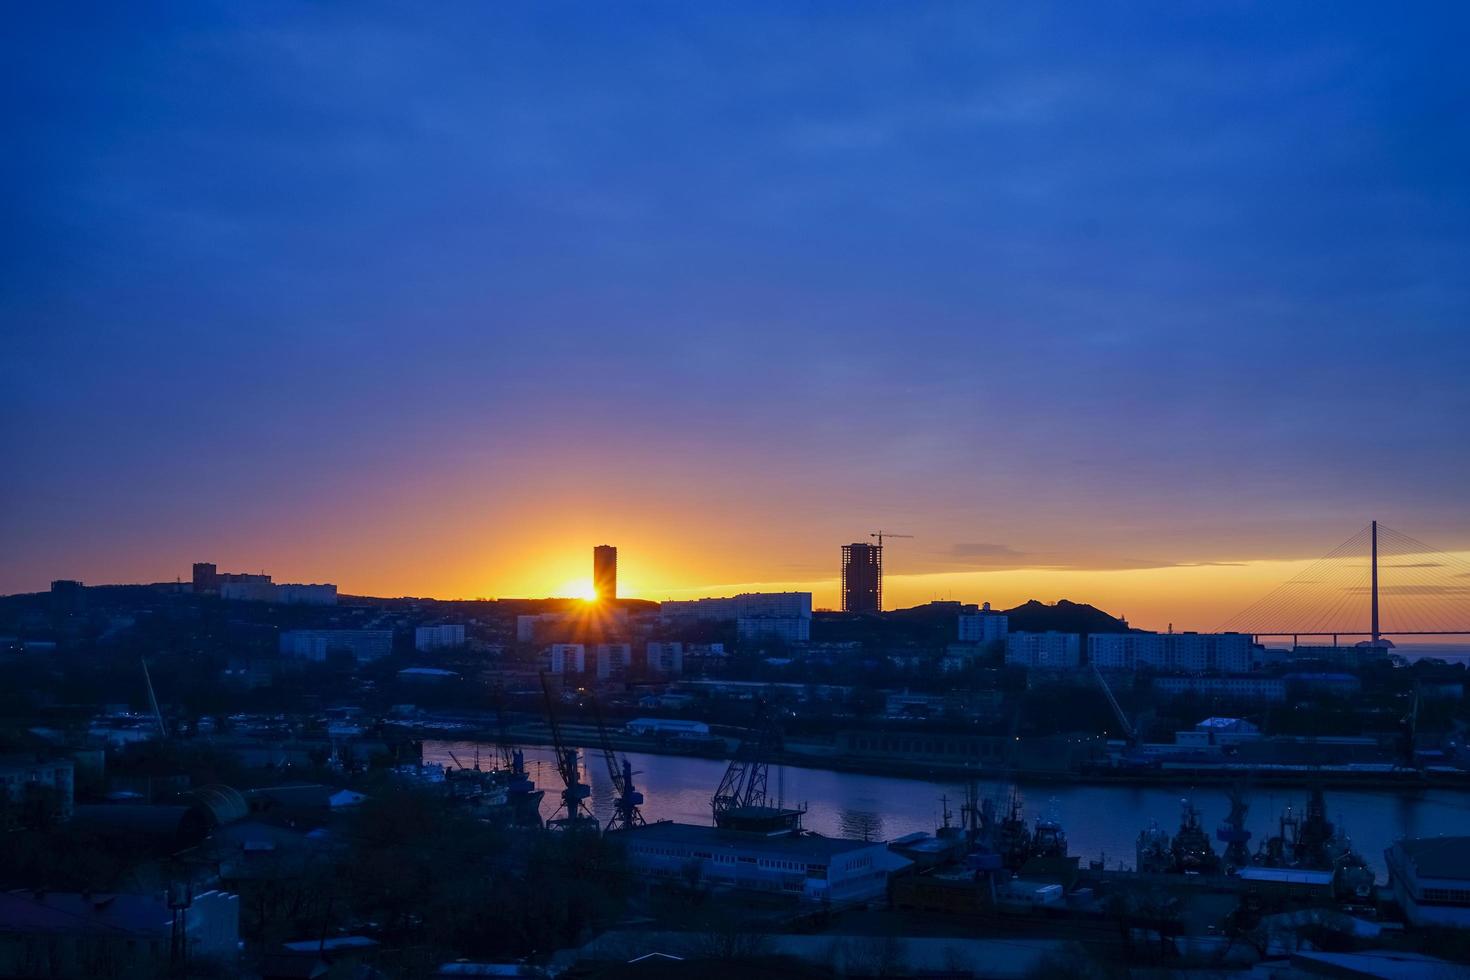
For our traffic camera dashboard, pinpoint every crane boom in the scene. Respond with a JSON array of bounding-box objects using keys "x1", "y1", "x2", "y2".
[
  {"x1": 539, "y1": 672, "x2": 594, "y2": 828},
  {"x1": 141, "y1": 658, "x2": 167, "y2": 739},
  {"x1": 870, "y1": 531, "x2": 914, "y2": 548},
  {"x1": 1091, "y1": 663, "x2": 1135, "y2": 743},
  {"x1": 590, "y1": 695, "x2": 644, "y2": 831}
]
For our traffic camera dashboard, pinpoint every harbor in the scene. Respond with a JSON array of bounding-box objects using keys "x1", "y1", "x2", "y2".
[{"x1": 424, "y1": 739, "x2": 1470, "y2": 881}]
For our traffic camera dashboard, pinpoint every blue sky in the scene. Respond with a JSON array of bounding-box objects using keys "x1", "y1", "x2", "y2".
[{"x1": 3, "y1": 3, "x2": 1468, "y2": 612}]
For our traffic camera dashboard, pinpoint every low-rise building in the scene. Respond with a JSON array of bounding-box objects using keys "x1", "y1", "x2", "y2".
[
  {"x1": 615, "y1": 822, "x2": 897, "y2": 905},
  {"x1": 415, "y1": 624, "x2": 466, "y2": 651},
  {"x1": 397, "y1": 667, "x2": 459, "y2": 685},
  {"x1": 0, "y1": 889, "x2": 239, "y2": 976},
  {"x1": 1152, "y1": 675, "x2": 1287, "y2": 703},
  {"x1": 0, "y1": 756, "x2": 75, "y2": 823},
  {"x1": 1174, "y1": 717, "x2": 1262, "y2": 748},
  {"x1": 1284, "y1": 672, "x2": 1362, "y2": 698},
  {"x1": 625, "y1": 718, "x2": 710, "y2": 737},
  {"x1": 1385, "y1": 836, "x2": 1470, "y2": 928}
]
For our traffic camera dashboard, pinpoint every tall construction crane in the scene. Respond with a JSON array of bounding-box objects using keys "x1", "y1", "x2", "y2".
[
  {"x1": 538, "y1": 673, "x2": 596, "y2": 831},
  {"x1": 870, "y1": 531, "x2": 914, "y2": 548},
  {"x1": 590, "y1": 696, "x2": 644, "y2": 832}
]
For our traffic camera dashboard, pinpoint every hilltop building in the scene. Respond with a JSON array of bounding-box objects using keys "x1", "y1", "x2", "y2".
[
  {"x1": 957, "y1": 603, "x2": 1009, "y2": 643},
  {"x1": 193, "y1": 561, "x2": 336, "y2": 605},
  {"x1": 841, "y1": 543, "x2": 882, "y2": 613},
  {"x1": 663, "y1": 592, "x2": 814, "y2": 644}
]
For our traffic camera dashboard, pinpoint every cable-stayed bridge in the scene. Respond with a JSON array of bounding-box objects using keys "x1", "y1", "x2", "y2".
[{"x1": 1219, "y1": 521, "x2": 1470, "y2": 645}]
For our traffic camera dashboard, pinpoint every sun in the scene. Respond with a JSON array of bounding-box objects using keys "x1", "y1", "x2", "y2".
[{"x1": 558, "y1": 578, "x2": 598, "y2": 602}]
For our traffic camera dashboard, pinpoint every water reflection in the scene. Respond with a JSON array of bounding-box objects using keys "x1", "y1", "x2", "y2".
[
  {"x1": 427, "y1": 741, "x2": 1469, "y2": 878},
  {"x1": 839, "y1": 808, "x2": 885, "y2": 842}
]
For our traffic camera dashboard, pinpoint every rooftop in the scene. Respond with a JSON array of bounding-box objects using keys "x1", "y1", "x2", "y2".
[
  {"x1": 1391, "y1": 835, "x2": 1470, "y2": 881},
  {"x1": 0, "y1": 890, "x2": 189, "y2": 938},
  {"x1": 1290, "y1": 949, "x2": 1468, "y2": 980},
  {"x1": 616, "y1": 821, "x2": 881, "y2": 859}
]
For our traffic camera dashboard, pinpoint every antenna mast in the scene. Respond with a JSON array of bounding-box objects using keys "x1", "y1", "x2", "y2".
[{"x1": 1370, "y1": 519, "x2": 1380, "y2": 645}]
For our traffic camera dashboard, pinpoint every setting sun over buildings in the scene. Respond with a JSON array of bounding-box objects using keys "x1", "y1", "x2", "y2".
[{"x1": 507, "y1": 539, "x2": 1470, "y2": 638}]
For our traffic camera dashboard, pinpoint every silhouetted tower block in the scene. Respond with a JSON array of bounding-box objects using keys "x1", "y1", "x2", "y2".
[
  {"x1": 842, "y1": 542, "x2": 882, "y2": 613},
  {"x1": 593, "y1": 545, "x2": 618, "y2": 601},
  {"x1": 192, "y1": 562, "x2": 219, "y2": 594}
]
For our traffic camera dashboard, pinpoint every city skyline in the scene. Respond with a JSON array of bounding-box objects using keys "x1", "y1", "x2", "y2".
[
  {"x1": 15, "y1": 528, "x2": 1467, "y2": 638},
  {"x1": 4, "y1": 4, "x2": 1469, "y2": 631}
]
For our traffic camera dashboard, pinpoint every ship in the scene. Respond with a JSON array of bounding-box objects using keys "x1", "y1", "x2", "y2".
[
  {"x1": 1031, "y1": 798, "x2": 1069, "y2": 859},
  {"x1": 443, "y1": 747, "x2": 545, "y2": 827},
  {"x1": 1136, "y1": 819, "x2": 1172, "y2": 873},
  {"x1": 994, "y1": 789, "x2": 1034, "y2": 871},
  {"x1": 1215, "y1": 785, "x2": 1253, "y2": 871},
  {"x1": 1169, "y1": 799, "x2": 1221, "y2": 874},
  {"x1": 1252, "y1": 784, "x2": 1373, "y2": 899}
]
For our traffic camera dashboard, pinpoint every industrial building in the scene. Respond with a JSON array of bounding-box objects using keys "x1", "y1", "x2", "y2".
[
  {"x1": 957, "y1": 603, "x2": 1008, "y2": 643},
  {"x1": 1152, "y1": 675, "x2": 1287, "y2": 703},
  {"x1": 1005, "y1": 631, "x2": 1081, "y2": 668},
  {"x1": 841, "y1": 542, "x2": 882, "y2": 613},
  {"x1": 625, "y1": 718, "x2": 710, "y2": 737},
  {"x1": 1088, "y1": 632, "x2": 1252, "y2": 673},
  {"x1": 0, "y1": 755, "x2": 75, "y2": 822},
  {"x1": 278, "y1": 630, "x2": 393, "y2": 663},
  {"x1": 414, "y1": 624, "x2": 466, "y2": 651},
  {"x1": 0, "y1": 889, "x2": 239, "y2": 977},
  {"x1": 593, "y1": 544, "x2": 618, "y2": 601},
  {"x1": 615, "y1": 822, "x2": 897, "y2": 905},
  {"x1": 1385, "y1": 836, "x2": 1470, "y2": 928}
]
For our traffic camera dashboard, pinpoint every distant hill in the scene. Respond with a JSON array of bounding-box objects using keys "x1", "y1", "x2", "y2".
[{"x1": 1001, "y1": 599, "x2": 1128, "y2": 635}]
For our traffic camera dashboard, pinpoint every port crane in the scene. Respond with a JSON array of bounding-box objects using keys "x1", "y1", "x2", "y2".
[
  {"x1": 590, "y1": 696, "x2": 644, "y2": 832},
  {"x1": 711, "y1": 703, "x2": 805, "y2": 833},
  {"x1": 538, "y1": 672, "x2": 596, "y2": 831},
  {"x1": 1091, "y1": 663, "x2": 1137, "y2": 745},
  {"x1": 142, "y1": 658, "x2": 168, "y2": 739}
]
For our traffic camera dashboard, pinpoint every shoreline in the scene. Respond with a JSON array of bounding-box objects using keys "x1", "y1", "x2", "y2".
[{"x1": 412, "y1": 725, "x2": 1470, "y2": 793}]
